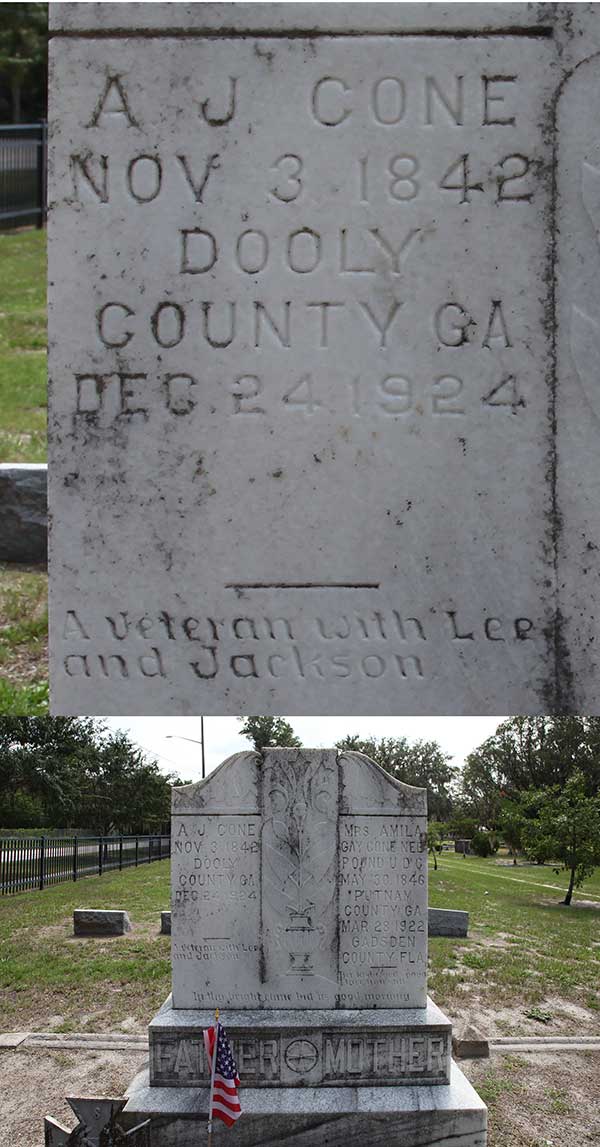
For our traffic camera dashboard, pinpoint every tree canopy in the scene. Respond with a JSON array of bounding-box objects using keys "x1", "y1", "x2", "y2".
[
  {"x1": 0, "y1": 717, "x2": 175, "y2": 834},
  {"x1": 335, "y1": 734, "x2": 457, "y2": 820},
  {"x1": 520, "y1": 773, "x2": 600, "y2": 905},
  {"x1": 0, "y1": 4, "x2": 48, "y2": 122},
  {"x1": 459, "y1": 716, "x2": 600, "y2": 826},
  {"x1": 238, "y1": 717, "x2": 302, "y2": 752}
]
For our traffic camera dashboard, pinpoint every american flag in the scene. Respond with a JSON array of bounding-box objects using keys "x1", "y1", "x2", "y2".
[{"x1": 203, "y1": 1022, "x2": 242, "y2": 1128}]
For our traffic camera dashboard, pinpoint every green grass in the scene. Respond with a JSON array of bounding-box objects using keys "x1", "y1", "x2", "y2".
[
  {"x1": 0, "y1": 564, "x2": 48, "y2": 714},
  {"x1": 0, "y1": 860, "x2": 170, "y2": 1031},
  {"x1": 0, "y1": 231, "x2": 49, "y2": 712},
  {"x1": 0, "y1": 852, "x2": 598, "y2": 1035},
  {"x1": 429, "y1": 853, "x2": 600, "y2": 1020},
  {"x1": 0, "y1": 229, "x2": 47, "y2": 463}
]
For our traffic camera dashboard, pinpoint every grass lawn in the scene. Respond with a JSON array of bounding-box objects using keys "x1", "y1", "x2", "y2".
[
  {"x1": 0, "y1": 229, "x2": 47, "y2": 463},
  {"x1": 0, "y1": 851, "x2": 598, "y2": 1037},
  {"x1": 0, "y1": 229, "x2": 49, "y2": 712},
  {"x1": 429, "y1": 852, "x2": 599, "y2": 1032},
  {"x1": 0, "y1": 563, "x2": 48, "y2": 713},
  {"x1": 0, "y1": 859, "x2": 170, "y2": 1033}
]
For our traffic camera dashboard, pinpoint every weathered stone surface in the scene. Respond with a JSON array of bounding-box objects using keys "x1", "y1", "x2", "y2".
[
  {"x1": 171, "y1": 749, "x2": 427, "y2": 1009},
  {"x1": 148, "y1": 995, "x2": 451, "y2": 1088},
  {"x1": 428, "y1": 908, "x2": 469, "y2": 937},
  {"x1": 453, "y1": 1024, "x2": 490, "y2": 1059},
  {"x1": 47, "y1": 2, "x2": 600, "y2": 717},
  {"x1": 0, "y1": 1031, "x2": 28, "y2": 1048},
  {"x1": 45, "y1": 4, "x2": 566, "y2": 33},
  {"x1": 160, "y1": 912, "x2": 171, "y2": 935},
  {"x1": 0, "y1": 463, "x2": 47, "y2": 563},
  {"x1": 122, "y1": 1060, "x2": 487, "y2": 1146},
  {"x1": 73, "y1": 909, "x2": 132, "y2": 936},
  {"x1": 557, "y1": 51, "x2": 600, "y2": 710}
]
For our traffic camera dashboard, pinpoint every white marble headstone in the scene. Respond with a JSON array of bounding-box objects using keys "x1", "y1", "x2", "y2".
[
  {"x1": 48, "y1": 3, "x2": 600, "y2": 714},
  {"x1": 170, "y1": 748, "x2": 428, "y2": 1009}
]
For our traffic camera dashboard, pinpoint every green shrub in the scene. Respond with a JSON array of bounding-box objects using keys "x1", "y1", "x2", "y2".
[{"x1": 471, "y1": 830, "x2": 497, "y2": 858}]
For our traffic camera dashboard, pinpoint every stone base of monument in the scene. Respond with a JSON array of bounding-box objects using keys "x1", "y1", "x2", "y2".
[
  {"x1": 122, "y1": 1061, "x2": 486, "y2": 1146},
  {"x1": 121, "y1": 995, "x2": 486, "y2": 1146},
  {"x1": 146, "y1": 996, "x2": 453, "y2": 1089}
]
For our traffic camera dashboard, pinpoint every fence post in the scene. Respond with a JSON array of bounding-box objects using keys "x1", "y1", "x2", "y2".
[
  {"x1": 73, "y1": 837, "x2": 78, "y2": 882},
  {"x1": 158, "y1": 835, "x2": 162, "y2": 861},
  {"x1": 148, "y1": 836, "x2": 152, "y2": 864},
  {"x1": 39, "y1": 837, "x2": 45, "y2": 891},
  {"x1": 135, "y1": 836, "x2": 139, "y2": 867},
  {"x1": 119, "y1": 837, "x2": 123, "y2": 871},
  {"x1": 99, "y1": 836, "x2": 103, "y2": 876}
]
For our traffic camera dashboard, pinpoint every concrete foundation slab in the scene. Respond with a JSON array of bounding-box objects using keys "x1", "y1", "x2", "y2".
[
  {"x1": 0, "y1": 1032, "x2": 28, "y2": 1048},
  {"x1": 123, "y1": 1060, "x2": 486, "y2": 1146}
]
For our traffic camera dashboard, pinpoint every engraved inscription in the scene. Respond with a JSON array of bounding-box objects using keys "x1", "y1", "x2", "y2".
[
  {"x1": 50, "y1": 31, "x2": 555, "y2": 714},
  {"x1": 338, "y1": 815, "x2": 427, "y2": 1007},
  {"x1": 150, "y1": 1028, "x2": 450, "y2": 1088},
  {"x1": 171, "y1": 813, "x2": 261, "y2": 1006},
  {"x1": 60, "y1": 605, "x2": 537, "y2": 687}
]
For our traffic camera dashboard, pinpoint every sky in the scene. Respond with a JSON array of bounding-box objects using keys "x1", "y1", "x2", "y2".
[{"x1": 100, "y1": 715, "x2": 505, "y2": 783}]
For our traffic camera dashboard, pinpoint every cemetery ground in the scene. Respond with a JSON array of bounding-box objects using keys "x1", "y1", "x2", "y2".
[
  {"x1": 0, "y1": 853, "x2": 598, "y2": 1146},
  {"x1": 0, "y1": 229, "x2": 48, "y2": 713},
  {"x1": 0, "y1": 564, "x2": 48, "y2": 713},
  {"x1": 0, "y1": 230, "x2": 47, "y2": 464}
]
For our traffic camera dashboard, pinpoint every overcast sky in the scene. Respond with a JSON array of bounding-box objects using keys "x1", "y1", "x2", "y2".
[{"x1": 100, "y1": 716, "x2": 504, "y2": 783}]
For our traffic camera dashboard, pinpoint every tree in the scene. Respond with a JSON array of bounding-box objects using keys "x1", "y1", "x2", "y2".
[
  {"x1": 238, "y1": 717, "x2": 302, "y2": 752},
  {"x1": 336, "y1": 735, "x2": 457, "y2": 820},
  {"x1": 427, "y1": 821, "x2": 444, "y2": 870},
  {"x1": 520, "y1": 773, "x2": 600, "y2": 905},
  {"x1": 78, "y1": 730, "x2": 175, "y2": 835},
  {"x1": 0, "y1": 717, "x2": 176, "y2": 833},
  {"x1": 459, "y1": 717, "x2": 600, "y2": 827},
  {"x1": 447, "y1": 812, "x2": 479, "y2": 839},
  {"x1": 470, "y1": 830, "x2": 497, "y2": 858},
  {"x1": 498, "y1": 800, "x2": 526, "y2": 865},
  {"x1": 0, "y1": 717, "x2": 101, "y2": 826},
  {"x1": 0, "y1": 4, "x2": 48, "y2": 122}
]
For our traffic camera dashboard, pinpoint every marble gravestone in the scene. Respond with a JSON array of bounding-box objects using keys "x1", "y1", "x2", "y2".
[
  {"x1": 171, "y1": 746, "x2": 428, "y2": 1011},
  {"x1": 121, "y1": 749, "x2": 487, "y2": 1145},
  {"x1": 48, "y1": 2, "x2": 600, "y2": 717}
]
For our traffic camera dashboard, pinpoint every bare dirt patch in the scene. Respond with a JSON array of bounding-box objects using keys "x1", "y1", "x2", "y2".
[
  {"x1": 444, "y1": 1000, "x2": 600, "y2": 1039},
  {"x1": 0, "y1": 1047, "x2": 598, "y2": 1147},
  {"x1": 465, "y1": 1051, "x2": 600, "y2": 1147},
  {"x1": 0, "y1": 1047, "x2": 147, "y2": 1147}
]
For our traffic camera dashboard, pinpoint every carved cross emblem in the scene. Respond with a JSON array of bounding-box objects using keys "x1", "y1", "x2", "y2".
[{"x1": 44, "y1": 1098, "x2": 150, "y2": 1147}]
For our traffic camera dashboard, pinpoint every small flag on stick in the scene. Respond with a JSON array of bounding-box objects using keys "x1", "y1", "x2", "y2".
[{"x1": 204, "y1": 1009, "x2": 241, "y2": 1139}]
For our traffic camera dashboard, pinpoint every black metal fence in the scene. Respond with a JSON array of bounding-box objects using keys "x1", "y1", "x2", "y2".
[
  {"x1": 0, "y1": 834, "x2": 171, "y2": 895},
  {"x1": 0, "y1": 122, "x2": 47, "y2": 230}
]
